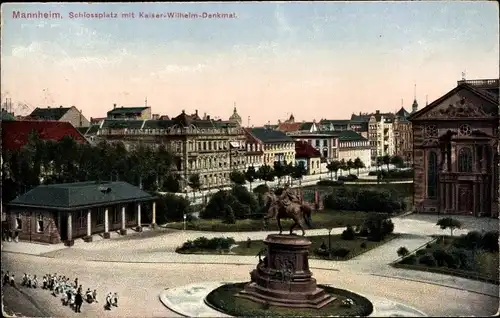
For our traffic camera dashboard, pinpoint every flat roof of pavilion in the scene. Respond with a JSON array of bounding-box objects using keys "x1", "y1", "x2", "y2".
[{"x1": 8, "y1": 181, "x2": 155, "y2": 211}]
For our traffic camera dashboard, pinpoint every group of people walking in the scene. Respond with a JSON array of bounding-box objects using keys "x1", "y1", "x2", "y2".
[{"x1": 2, "y1": 270, "x2": 119, "y2": 313}]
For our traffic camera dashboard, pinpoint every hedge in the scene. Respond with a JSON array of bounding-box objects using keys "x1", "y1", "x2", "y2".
[
  {"x1": 200, "y1": 185, "x2": 260, "y2": 220},
  {"x1": 155, "y1": 193, "x2": 191, "y2": 223},
  {"x1": 367, "y1": 169, "x2": 414, "y2": 179},
  {"x1": 323, "y1": 187, "x2": 406, "y2": 214},
  {"x1": 176, "y1": 236, "x2": 236, "y2": 253},
  {"x1": 338, "y1": 174, "x2": 358, "y2": 181}
]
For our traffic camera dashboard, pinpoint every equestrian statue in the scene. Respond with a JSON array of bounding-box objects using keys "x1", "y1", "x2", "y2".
[{"x1": 262, "y1": 186, "x2": 314, "y2": 236}]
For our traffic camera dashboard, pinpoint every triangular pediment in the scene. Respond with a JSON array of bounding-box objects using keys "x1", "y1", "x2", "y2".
[{"x1": 409, "y1": 84, "x2": 498, "y2": 121}]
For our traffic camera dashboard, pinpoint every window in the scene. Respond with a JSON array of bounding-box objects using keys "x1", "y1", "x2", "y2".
[
  {"x1": 323, "y1": 140, "x2": 328, "y2": 147},
  {"x1": 315, "y1": 140, "x2": 320, "y2": 147},
  {"x1": 427, "y1": 151, "x2": 438, "y2": 198},
  {"x1": 458, "y1": 147, "x2": 473, "y2": 172},
  {"x1": 203, "y1": 142, "x2": 207, "y2": 151},
  {"x1": 96, "y1": 208, "x2": 105, "y2": 225},
  {"x1": 36, "y1": 214, "x2": 44, "y2": 233}
]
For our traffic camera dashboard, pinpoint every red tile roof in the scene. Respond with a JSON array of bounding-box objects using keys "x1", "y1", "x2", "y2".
[
  {"x1": 2, "y1": 120, "x2": 89, "y2": 150},
  {"x1": 277, "y1": 122, "x2": 302, "y2": 132},
  {"x1": 295, "y1": 141, "x2": 321, "y2": 158}
]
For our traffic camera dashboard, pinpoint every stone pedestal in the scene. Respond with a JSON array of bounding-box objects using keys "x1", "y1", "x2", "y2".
[
  {"x1": 119, "y1": 229, "x2": 127, "y2": 235},
  {"x1": 83, "y1": 236, "x2": 93, "y2": 243},
  {"x1": 64, "y1": 239, "x2": 75, "y2": 247},
  {"x1": 136, "y1": 226, "x2": 143, "y2": 232},
  {"x1": 103, "y1": 232, "x2": 111, "y2": 239},
  {"x1": 237, "y1": 234, "x2": 335, "y2": 309}
]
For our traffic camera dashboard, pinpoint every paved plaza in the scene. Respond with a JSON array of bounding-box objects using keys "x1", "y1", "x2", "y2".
[{"x1": 2, "y1": 214, "x2": 499, "y2": 317}]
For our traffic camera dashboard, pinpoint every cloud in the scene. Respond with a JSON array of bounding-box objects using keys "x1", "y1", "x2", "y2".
[
  {"x1": 274, "y1": 4, "x2": 295, "y2": 39},
  {"x1": 154, "y1": 63, "x2": 212, "y2": 76}
]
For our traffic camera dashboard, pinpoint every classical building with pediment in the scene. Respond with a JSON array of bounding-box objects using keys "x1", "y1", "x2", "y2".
[{"x1": 409, "y1": 79, "x2": 499, "y2": 217}]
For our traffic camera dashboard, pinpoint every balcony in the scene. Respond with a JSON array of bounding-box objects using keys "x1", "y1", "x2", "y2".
[{"x1": 457, "y1": 79, "x2": 499, "y2": 88}]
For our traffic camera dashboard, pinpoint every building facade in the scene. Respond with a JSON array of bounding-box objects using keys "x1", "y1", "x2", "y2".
[
  {"x1": 107, "y1": 104, "x2": 152, "y2": 120},
  {"x1": 246, "y1": 128, "x2": 295, "y2": 166},
  {"x1": 409, "y1": 79, "x2": 499, "y2": 217},
  {"x1": 288, "y1": 133, "x2": 339, "y2": 162},
  {"x1": 243, "y1": 129, "x2": 264, "y2": 170},
  {"x1": 295, "y1": 141, "x2": 322, "y2": 175},
  {"x1": 27, "y1": 106, "x2": 90, "y2": 127},
  {"x1": 335, "y1": 130, "x2": 371, "y2": 169},
  {"x1": 368, "y1": 110, "x2": 395, "y2": 160},
  {"x1": 93, "y1": 111, "x2": 246, "y2": 190},
  {"x1": 6, "y1": 181, "x2": 156, "y2": 245}
]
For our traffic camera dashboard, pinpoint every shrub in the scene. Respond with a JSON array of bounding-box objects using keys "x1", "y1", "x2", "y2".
[
  {"x1": 368, "y1": 171, "x2": 378, "y2": 176},
  {"x1": 323, "y1": 187, "x2": 405, "y2": 214},
  {"x1": 449, "y1": 248, "x2": 475, "y2": 270},
  {"x1": 360, "y1": 242, "x2": 366, "y2": 249},
  {"x1": 223, "y1": 205, "x2": 236, "y2": 224},
  {"x1": 177, "y1": 236, "x2": 236, "y2": 252},
  {"x1": 481, "y1": 231, "x2": 499, "y2": 252},
  {"x1": 400, "y1": 254, "x2": 417, "y2": 265},
  {"x1": 397, "y1": 246, "x2": 409, "y2": 258},
  {"x1": 419, "y1": 255, "x2": 436, "y2": 267},
  {"x1": 317, "y1": 180, "x2": 345, "y2": 186},
  {"x1": 426, "y1": 243, "x2": 432, "y2": 249},
  {"x1": 341, "y1": 225, "x2": 356, "y2": 240},
  {"x1": 313, "y1": 248, "x2": 330, "y2": 258},
  {"x1": 436, "y1": 217, "x2": 462, "y2": 236},
  {"x1": 347, "y1": 174, "x2": 358, "y2": 180},
  {"x1": 432, "y1": 249, "x2": 450, "y2": 266}
]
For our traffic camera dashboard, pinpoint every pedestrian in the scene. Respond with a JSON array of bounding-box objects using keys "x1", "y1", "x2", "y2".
[
  {"x1": 75, "y1": 291, "x2": 83, "y2": 313},
  {"x1": 3, "y1": 271, "x2": 10, "y2": 286},
  {"x1": 21, "y1": 273, "x2": 27, "y2": 287},
  {"x1": 92, "y1": 289, "x2": 98, "y2": 303},
  {"x1": 42, "y1": 275, "x2": 47, "y2": 289},
  {"x1": 32, "y1": 275, "x2": 38, "y2": 288},
  {"x1": 10, "y1": 274, "x2": 15, "y2": 287},
  {"x1": 105, "y1": 292, "x2": 112, "y2": 310},
  {"x1": 112, "y1": 292, "x2": 118, "y2": 307},
  {"x1": 27, "y1": 274, "x2": 32, "y2": 288},
  {"x1": 74, "y1": 277, "x2": 78, "y2": 289}
]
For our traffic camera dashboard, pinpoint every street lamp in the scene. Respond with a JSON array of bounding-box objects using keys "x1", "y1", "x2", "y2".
[
  {"x1": 183, "y1": 213, "x2": 187, "y2": 231},
  {"x1": 328, "y1": 228, "x2": 333, "y2": 258}
]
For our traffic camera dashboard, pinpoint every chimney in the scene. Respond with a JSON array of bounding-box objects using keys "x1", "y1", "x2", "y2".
[
  {"x1": 195, "y1": 109, "x2": 198, "y2": 116},
  {"x1": 206, "y1": 115, "x2": 211, "y2": 120},
  {"x1": 113, "y1": 103, "x2": 117, "y2": 109},
  {"x1": 48, "y1": 106, "x2": 51, "y2": 108},
  {"x1": 60, "y1": 105, "x2": 63, "y2": 108},
  {"x1": 376, "y1": 110, "x2": 380, "y2": 114}
]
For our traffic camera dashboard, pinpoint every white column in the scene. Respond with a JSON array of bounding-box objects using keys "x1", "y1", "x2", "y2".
[
  {"x1": 86, "y1": 209, "x2": 92, "y2": 237},
  {"x1": 137, "y1": 203, "x2": 142, "y2": 228},
  {"x1": 104, "y1": 208, "x2": 109, "y2": 233},
  {"x1": 67, "y1": 212, "x2": 73, "y2": 242},
  {"x1": 152, "y1": 201, "x2": 157, "y2": 227},
  {"x1": 121, "y1": 206, "x2": 126, "y2": 230}
]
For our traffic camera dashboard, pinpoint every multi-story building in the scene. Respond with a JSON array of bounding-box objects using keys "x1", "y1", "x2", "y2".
[
  {"x1": 26, "y1": 106, "x2": 90, "y2": 127},
  {"x1": 276, "y1": 114, "x2": 319, "y2": 134},
  {"x1": 93, "y1": 110, "x2": 246, "y2": 190},
  {"x1": 246, "y1": 128, "x2": 295, "y2": 166},
  {"x1": 334, "y1": 130, "x2": 371, "y2": 169},
  {"x1": 106, "y1": 104, "x2": 152, "y2": 120},
  {"x1": 368, "y1": 110, "x2": 395, "y2": 160},
  {"x1": 243, "y1": 129, "x2": 264, "y2": 170},
  {"x1": 394, "y1": 99, "x2": 418, "y2": 163},
  {"x1": 295, "y1": 141, "x2": 322, "y2": 175},
  {"x1": 409, "y1": 78, "x2": 499, "y2": 217},
  {"x1": 229, "y1": 107, "x2": 242, "y2": 126},
  {"x1": 287, "y1": 133, "x2": 338, "y2": 162}
]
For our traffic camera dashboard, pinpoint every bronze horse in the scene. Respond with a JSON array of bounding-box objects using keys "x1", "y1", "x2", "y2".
[{"x1": 262, "y1": 192, "x2": 314, "y2": 236}]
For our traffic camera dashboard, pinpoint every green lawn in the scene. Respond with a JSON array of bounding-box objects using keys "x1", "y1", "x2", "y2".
[
  {"x1": 166, "y1": 210, "x2": 369, "y2": 232},
  {"x1": 231, "y1": 233, "x2": 398, "y2": 260},
  {"x1": 395, "y1": 236, "x2": 499, "y2": 283},
  {"x1": 306, "y1": 182, "x2": 414, "y2": 195},
  {"x1": 347, "y1": 178, "x2": 413, "y2": 183}
]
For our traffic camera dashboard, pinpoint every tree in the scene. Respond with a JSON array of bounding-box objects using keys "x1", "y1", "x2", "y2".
[
  {"x1": 436, "y1": 217, "x2": 462, "y2": 236},
  {"x1": 245, "y1": 166, "x2": 257, "y2": 191},
  {"x1": 397, "y1": 246, "x2": 410, "y2": 258},
  {"x1": 376, "y1": 156, "x2": 384, "y2": 171},
  {"x1": 273, "y1": 161, "x2": 287, "y2": 186},
  {"x1": 382, "y1": 154, "x2": 391, "y2": 171},
  {"x1": 229, "y1": 170, "x2": 246, "y2": 185},
  {"x1": 390, "y1": 155, "x2": 404, "y2": 169},
  {"x1": 284, "y1": 162, "x2": 295, "y2": 185},
  {"x1": 291, "y1": 162, "x2": 307, "y2": 187},
  {"x1": 339, "y1": 159, "x2": 348, "y2": 176},
  {"x1": 326, "y1": 160, "x2": 341, "y2": 180},
  {"x1": 346, "y1": 159, "x2": 354, "y2": 175},
  {"x1": 188, "y1": 173, "x2": 202, "y2": 204},
  {"x1": 353, "y1": 157, "x2": 365, "y2": 176},
  {"x1": 258, "y1": 165, "x2": 274, "y2": 185}
]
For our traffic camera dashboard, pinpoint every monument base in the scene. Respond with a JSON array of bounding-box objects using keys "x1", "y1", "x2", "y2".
[{"x1": 237, "y1": 234, "x2": 335, "y2": 309}]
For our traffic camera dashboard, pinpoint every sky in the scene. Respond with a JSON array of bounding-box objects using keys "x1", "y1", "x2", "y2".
[{"x1": 1, "y1": 1, "x2": 498, "y2": 125}]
